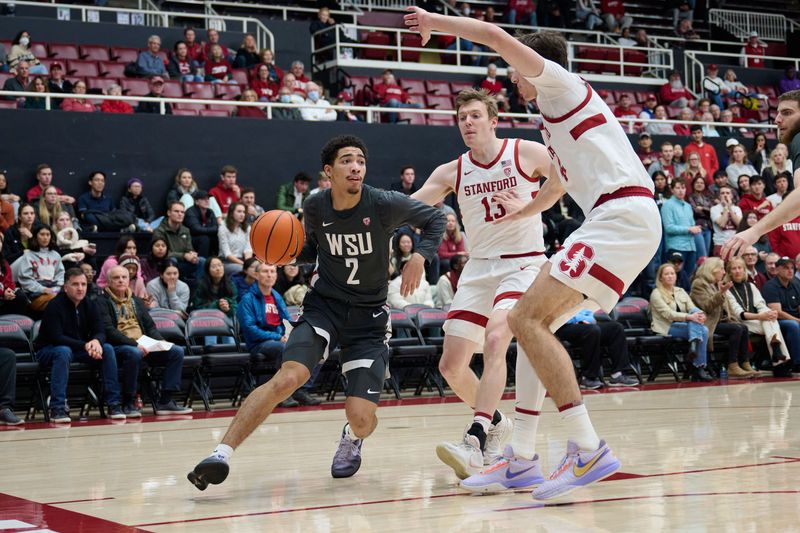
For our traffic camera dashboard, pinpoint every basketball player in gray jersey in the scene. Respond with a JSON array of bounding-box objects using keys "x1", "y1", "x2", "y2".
[{"x1": 188, "y1": 135, "x2": 446, "y2": 489}]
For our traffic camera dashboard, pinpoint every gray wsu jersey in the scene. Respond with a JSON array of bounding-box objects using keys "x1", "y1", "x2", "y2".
[{"x1": 297, "y1": 184, "x2": 445, "y2": 307}]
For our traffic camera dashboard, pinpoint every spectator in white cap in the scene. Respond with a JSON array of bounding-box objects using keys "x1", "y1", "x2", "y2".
[{"x1": 740, "y1": 30, "x2": 766, "y2": 68}]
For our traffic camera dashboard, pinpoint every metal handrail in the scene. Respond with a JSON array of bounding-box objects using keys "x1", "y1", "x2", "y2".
[
  {"x1": 0, "y1": 90, "x2": 778, "y2": 131},
  {"x1": 709, "y1": 8, "x2": 787, "y2": 41},
  {"x1": 146, "y1": 0, "x2": 361, "y2": 23},
  {"x1": 683, "y1": 49, "x2": 800, "y2": 98},
  {"x1": 3, "y1": 0, "x2": 275, "y2": 52}
]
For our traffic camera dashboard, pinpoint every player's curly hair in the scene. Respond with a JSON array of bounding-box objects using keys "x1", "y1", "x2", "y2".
[
  {"x1": 320, "y1": 135, "x2": 368, "y2": 168},
  {"x1": 516, "y1": 30, "x2": 568, "y2": 69}
]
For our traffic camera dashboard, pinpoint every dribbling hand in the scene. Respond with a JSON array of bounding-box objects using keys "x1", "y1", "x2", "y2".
[
  {"x1": 720, "y1": 228, "x2": 758, "y2": 261},
  {"x1": 404, "y1": 7, "x2": 433, "y2": 46}
]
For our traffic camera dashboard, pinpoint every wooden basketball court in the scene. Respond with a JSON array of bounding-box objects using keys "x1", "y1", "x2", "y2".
[{"x1": 2, "y1": 379, "x2": 799, "y2": 532}]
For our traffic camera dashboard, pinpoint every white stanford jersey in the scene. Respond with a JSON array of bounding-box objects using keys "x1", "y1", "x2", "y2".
[
  {"x1": 456, "y1": 138, "x2": 545, "y2": 259},
  {"x1": 525, "y1": 60, "x2": 654, "y2": 215}
]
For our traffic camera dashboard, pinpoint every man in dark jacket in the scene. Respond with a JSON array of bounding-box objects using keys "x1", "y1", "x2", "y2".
[
  {"x1": 99, "y1": 266, "x2": 191, "y2": 417},
  {"x1": 135, "y1": 76, "x2": 173, "y2": 115},
  {"x1": 154, "y1": 201, "x2": 204, "y2": 281},
  {"x1": 184, "y1": 190, "x2": 219, "y2": 257},
  {"x1": 35, "y1": 267, "x2": 124, "y2": 423},
  {"x1": 275, "y1": 173, "x2": 311, "y2": 215}
]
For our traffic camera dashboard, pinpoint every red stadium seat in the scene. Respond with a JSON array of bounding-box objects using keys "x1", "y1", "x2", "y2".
[
  {"x1": 576, "y1": 46, "x2": 607, "y2": 73},
  {"x1": 425, "y1": 80, "x2": 451, "y2": 95},
  {"x1": 0, "y1": 72, "x2": 13, "y2": 87},
  {"x1": 215, "y1": 83, "x2": 242, "y2": 100},
  {"x1": 66, "y1": 60, "x2": 99, "y2": 78},
  {"x1": 48, "y1": 43, "x2": 80, "y2": 60},
  {"x1": 173, "y1": 102, "x2": 207, "y2": 111},
  {"x1": 622, "y1": 50, "x2": 646, "y2": 76},
  {"x1": 230, "y1": 68, "x2": 248, "y2": 87},
  {"x1": 400, "y1": 33, "x2": 422, "y2": 62},
  {"x1": 401, "y1": 78, "x2": 425, "y2": 96},
  {"x1": 37, "y1": 58, "x2": 57, "y2": 73},
  {"x1": 425, "y1": 94, "x2": 454, "y2": 110},
  {"x1": 120, "y1": 78, "x2": 151, "y2": 96},
  {"x1": 173, "y1": 108, "x2": 199, "y2": 116},
  {"x1": 110, "y1": 47, "x2": 139, "y2": 63},
  {"x1": 207, "y1": 103, "x2": 235, "y2": 112},
  {"x1": 29, "y1": 42, "x2": 48, "y2": 59},
  {"x1": 183, "y1": 82, "x2": 215, "y2": 99},
  {"x1": 80, "y1": 45, "x2": 110, "y2": 61},
  {"x1": 162, "y1": 80, "x2": 183, "y2": 98},
  {"x1": 0, "y1": 100, "x2": 18, "y2": 109},
  {"x1": 666, "y1": 106, "x2": 681, "y2": 119},
  {"x1": 449, "y1": 81, "x2": 474, "y2": 95},
  {"x1": 97, "y1": 61, "x2": 126, "y2": 78},
  {"x1": 200, "y1": 109, "x2": 232, "y2": 117},
  {"x1": 86, "y1": 77, "x2": 119, "y2": 94},
  {"x1": 426, "y1": 115, "x2": 455, "y2": 126},
  {"x1": 397, "y1": 112, "x2": 426, "y2": 125},
  {"x1": 597, "y1": 89, "x2": 615, "y2": 104},
  {"x1": 361, "y1": 31, "x2": 393, "y2": 61},
  {"x1": 513, "y1": 121, "x2": 540, "y2": 129}
]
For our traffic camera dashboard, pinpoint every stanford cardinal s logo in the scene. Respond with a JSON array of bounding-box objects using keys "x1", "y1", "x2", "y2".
[{"x1": 559, "y1": 242, "x2": 595, "y2": 279}]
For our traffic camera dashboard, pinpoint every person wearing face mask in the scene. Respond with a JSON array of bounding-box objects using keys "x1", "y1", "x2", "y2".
[
  {"x1": 300, "y1": 81, "x2": 336, "y2": 122},
  {"x1": 8, "y1": 31, "x2": 47, "y2": 75},
  {"x1": 335, "y1": 91, "x2": 361, "y2": 122},
  {"x1": 273, "y1": 87, "x2": 302, "y2": 120}
]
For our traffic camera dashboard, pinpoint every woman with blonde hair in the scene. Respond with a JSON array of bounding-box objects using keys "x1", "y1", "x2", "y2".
[
  {"x1": 763, "y1": 148, "x2": 791, "y2": 192},
  {"x1": 37, "y1": 185, "x2": 75, "y2": 228},
  {"x1": 649, "y1": 262, "x2": 712, "y2": 381},
  {"x1": 690, "y1": 257, "x2": 754, "y2": 378},
  {"x1": 437, "y1": 213, "x2": 467, "y2": 271},
  {"x1": 725, "y1": 257, "x2": 793, "y2": 375}
]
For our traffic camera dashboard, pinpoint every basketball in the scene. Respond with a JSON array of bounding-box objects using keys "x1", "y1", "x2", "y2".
[{"x1": 249, "y1": 210, "x2": 305, "y2": 265}]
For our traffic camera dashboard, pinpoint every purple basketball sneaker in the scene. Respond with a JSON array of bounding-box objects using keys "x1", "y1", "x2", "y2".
[
  {"x1": 331, "y1": 423, "x2": 363, "y2": 478},
  {"x1": 460, "y1": 445, "x2": 544, "y2": 494},
  {"x1": 532, "y1": 440, "x2": 620, "y2": 500}
]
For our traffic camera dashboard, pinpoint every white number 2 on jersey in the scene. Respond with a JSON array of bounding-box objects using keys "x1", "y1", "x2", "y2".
[{"x1": 345, "y1": 258, "x2": 360, "y2": 285}]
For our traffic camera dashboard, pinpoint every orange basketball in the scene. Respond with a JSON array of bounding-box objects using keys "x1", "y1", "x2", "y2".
[{"x1": 250, "y1": 210, "x2": 305, "y2": 265}]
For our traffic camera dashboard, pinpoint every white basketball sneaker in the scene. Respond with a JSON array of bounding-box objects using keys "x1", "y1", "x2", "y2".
[
  {"x1": 483, "y1": 412, "x2": 513, "y2": 465},
  {"x1": 436, "y1": 427, "x2": 484, "y2": 480}
]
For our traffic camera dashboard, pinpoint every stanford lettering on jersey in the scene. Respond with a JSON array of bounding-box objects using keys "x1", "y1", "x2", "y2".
[
  {"x1": 324, "y1": 233, "x2": 374, "y2": 256},
  {"x1": 784, "y1": 223, "x2": 800, "y2": 231},
  {"x1": 463, "y1": 176, "x2": 518, "y2": 197}
]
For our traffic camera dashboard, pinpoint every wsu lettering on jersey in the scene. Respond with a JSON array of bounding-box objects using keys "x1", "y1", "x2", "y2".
[{"x1": 324, "y1": 233, "x2": 374, "y2": 256}]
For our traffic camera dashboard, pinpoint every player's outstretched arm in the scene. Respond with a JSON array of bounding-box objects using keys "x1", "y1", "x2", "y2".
[
  {"x1": 411, "y1": 160, "x2": 458, "y2": 207},
  {"x1": 404, "y1": 7, "x2": 545, "y2": 78},
  {"x1": 721, "y1": 187, "x2": 800, "y2": 260},
  {"x1": 493, "y1": 163, "x2": 564, "y2": 224}
]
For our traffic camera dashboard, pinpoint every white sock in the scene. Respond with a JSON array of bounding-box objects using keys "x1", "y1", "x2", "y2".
[
  {"x1": 559, "y1": 403, "x2": 600, "y2": 451},
  {"x1": 345, "y1": 423, "x2": 360, "y2": 441},
  {"x1": 211, "y1": 443, "x2": 233, "y2": 462},
  {"x1": 511, "y1": 346, "x2": 546, "y2": 460}
]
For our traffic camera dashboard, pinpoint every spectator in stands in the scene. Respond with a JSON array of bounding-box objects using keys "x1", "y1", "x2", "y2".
[
  {"x1": 389, "y1": 166, "x2": 418, "y2": 196},
  {"x1": 7, "y1": 31, "x2": 46, "y2": 74},
  {"x1": 674, "y1": 18, "x2": 699, "y2": 41},
  {"x1": 715, "y1": 111, "x2": 736, "y2": 139},
  {"x1": 26, "y1": 164, "x2": 73, "y2": 206},
  {"x1": 725, "y1": 144, "x2": 758, "y2": 187},
  {"x1": 136, "y1": 76, "x2": 172, "y2": 115},
  {"x1": 96, "y1": 236, "x2": 142, "y2": 289},
  {"x1": 218, "y1": 202, "x2": 252, "y2": 276},
  {"x1": 289, "y1": 61, "x2": 309, "y2": 95},
  {"x1": 210, "y1": 165, "x2": 241, "y2": 214},
  {"x1": 116, "y1": 254, "x2": 153, "y2": 306},
  {"x1": 153, "y1": 202, "x2": 204, "y2": 281},
  {"x1": 184, "y1": 28, "x2": 203, "y2": 63},
  {"x1": 600, "y1": 0, "x2": 632, "y2": 32},
  {"x1": 335, "y1": 90, "x2": 360, "y2": 122},
  {"x1": 388, "y1": 260, "x2": 434, "y2": 309},
  {"x1": 36, "y1": 186, "x2": 76, "y2": 229},
  {"x1": 3, "y1": 203, "x2": 36, "y2": 264},
  {"x1": 652, "y1": 171, "x2": 670, "y2": 207},
  {"x1": 617, "y1": 26, "x2": 637, "y2": 47},
  {"x1": 240, "y1": 187, "x2": 264, "y2": 224},
  {"x1": 232, "y1": 256, "x2": 259, "y2": 302},
  {"x1": 275, "y1": 173, "x2": 311, "y2": 215},
  {"x1": 673, "y1": 108, "x2": 693, "y2": 136},
  {"x1": 274, "y1": 87, "x2": 303, "y2": 120},
  {"x1": 575, "y1": 0, "x2": 603, "y2": 30},
  {"x1": 435, "y1": 253, "x2": 467, "y2": 308},
  {"x1": 137, "y1": 35, "x2": 168, "y2": 79},
  {"x1": 613, "y1": 93, "x2": 638, "y2": 121},
  {"x1": 167, "y1": 41, "x2": 203, "y2": 83},
  {"x1": 309, "y1": 172, "x2": 332, "y2": 196},
  {"x1": 204, "y1": 44, "x2": 235, "y2": 84},
  {"x1": 201, "y1": 28, "x2": 231, "y2": 64},
  {"x1": 767, "y1": 171, "x2": 791, "y2": 209},
  {"x1": 667, "y1": 251, "x2": 691, "y2": 292},
  {"x1": 234, "y1": 34, "x2": 260, "y2": 69},
  {"x1": 251, "y1": 49, "x2": 283, "y2": 85},
  {"x1": 669, "y1": 0, "x2": 694, "y2": 28},
  {"x1": 300, "y1": 81, "x2": 336, "y2": 122},
  {"x1": 166, "y1": 168, "x2": 197, "y2": 208},
  {"x1": 638, "y1": 94, "x2": 657, "y2": 119},
  {"x1": 702, "y1": 64, "x2": 727, "y2": 107},
  {"x1": 649, "y1": 263, "x2": 712, "y2": 381},
  {"x1": 0, "y1": 232, "x2": 29, "y2": 316},
  {"x1": 738, "y1": 175, "x2": 772, "y2": 219},
  {"x1": 479, "y1": 63, "x2": 501, "y2": 95},
  {"x1": 779, "y1": 66, "x2": 800, "y2": 96},
  {"x1": 751, "y1": 133, "x2": 769, "y2": 175},
  {"x1": 309, "y1": 7, "x2": 338, "y2": 54},
  {"x1": 0, "y1": 342, "x2": 21, "y2": 425},
  {"x1": 60, "y1": 80, "x2": 95, "y2": 113},
  {"x1": 767, "y1": 211, "x2": 800, "y2": 261},
  {"x1": 250, "y1": 64, "x2": 279, "y2": 102},
  {"x1": 690, "y1": 257, "x2": 754, "y2": 379},
  {"x1": 100, "y1": 84, "x2": 134, "y2": 114},
  {"x1": 764, "y1": 150, "x2": 791, "y2": 192},
  {"x1": 672, "y1": 144, "x2": 687, "y2": 174},
  {"x1": 99, "y1": 265, "x2": 189, "y2": 416},
  {"x1": 236, "y1": 89, "x2": 266, "y2": 119},
  {"x1": 373, "y1": 71, "x2": 422, "y2": 123},
  {"x1": 637, "y1": 132, "x2": 657, "y2": 167},
  {"x1": 661, "y1": 179, "x2": 700, "y2": 275},
  {"x1": 437, "y1": 213, "x2": 468, "y2": 270},
  {"x1": 737, "y1": 174, "x2": 751, "y2": 197},
  {"x1": 700, "y1": 112, "x2": 719, "y2": 138},
  {"x1": 3, "y1": 61, "x2": 30, "y2": 102},
  {"x1": 506, "y1": 0, "x2": 536, "y2": 26},
  {"x1": 0, "y1": 195, "x2": 13, "y2": 234},
  {"x1": 141, "y1": 237, "x2": 170, "y2": 284},
  {"x1": 660, "y1": 70, "x2": 694, "y2": 109},
  {"x1": 763, "y1": 252, "x2": 780, "y2": 284},
  {"x1": 279, "y1": 265, "x2": 309, "y2": 305},
  {"x1": 46, "y1": 62, "x2": 72, "y2": 95},
  {"x1": 648, "y1": 141, "x2": 676, "y2": 179},
  {"x1": 645, "y1": 105, "x2": 675, "y2": 136},
  {"x1": 390, "y1": 233, "x2": 415, "y2": 279},
  {"x1": 35, "y1": 267, "x2": 123, "y2": 423},
  {"x1": 0, "y1": 173, "x2": 20, "y2": 218},
  {"x1": 557, "y1": 309, "x2": 638, "y2": 389},
  {"x1": 740, "y1": 31, "x2": 766, "y2": 69},
  {"x1": 688, "y1": 176, "x2": 712, "y2": 256},
  {"x1": 191, "y1": 256, "x2": 237, "y2": 321},
  {"x1": 683, "y1": 125, "x2": 719, "y2": 182},
  {"x1": 740, "y1": 245, "x2": 767, "y2": 287},
  {"x1": 120, "y1": 178, "x2": 158, "y2": 232},
  {"x1": 146, "y1": 262, "x2": 190, "y2": 318},
  {"x1": 761, "y1": 256, "x2": 800, "y2": 371},
  {"x1": 681, "y1": 153, "x2": 705, "y2": 184},
  {"x1": 738, "y1": 214, "x2": 772, "y2": 269},
  {"x1": 501, "y1": 65, "x2": 525, "y2": 114},
  {"x1": 23, "y1": 76, "x2": 47, "y2": 110},
  {"x1": 727, "y1": 257, "x2": 791, "y2": 371},
  {"x1": 77, "y1": 171, "x2": 113, "y2": 231},
  {"x1": 15, "y1": 225, "x2": 64, "y2": 312},
  {"x1": 279, "y1": 72, "x2": 304, "y2": 104},
  {"x1": 710, "y1": 185, "x2": 742, "y2": 255}
]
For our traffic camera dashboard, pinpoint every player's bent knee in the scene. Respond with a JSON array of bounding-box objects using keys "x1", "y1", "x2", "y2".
[
  {"x1": 270, "y1": 365, "x2": 309, "y2": 397},
  {"x1": 438, "y1": 356, "x2": 466, "y2": 381}
]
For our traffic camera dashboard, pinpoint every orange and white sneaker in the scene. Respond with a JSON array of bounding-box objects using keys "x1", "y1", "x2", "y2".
[{"x1": 532, "y1": 440, "x2": 620, "y2": 500}]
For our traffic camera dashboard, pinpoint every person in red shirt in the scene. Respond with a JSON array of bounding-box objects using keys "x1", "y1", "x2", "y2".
[
  {"x1": 768, "y1": 215, "x2": 800, "y2": 261},
  {"x1": 660, "y1": 70, "x2": 694, "y2": 108},
  {"x1": 209, "y1": 165, "x2": 241, "y2": 214},
  {"x1": 479, "y1": 63, "x2": 502, "y2": 94},
  {"x1": 601, "y1": 0, "x2": 632, "y2": 32},
  {"x1": 437, "y1": 213, "x2": 468, "y2": 265},
  {"x1": 26, "y1": 163, "x2": 74, "y2": 205},
  {"x1": 184, "y1": 28, "x2": 203, "y2": 63},
  {"x1": 637, "y1": 132, "x2": 657, "y2": 168},
  {"x1": 683, "y1": 125, "x2": 719, "y2": 184},
  {"x1": 613, "y1": 93, "x2": 638, "y2": 120},
  {"x1": 289, "y1": 60, "x2": 309, "y2": 96},
  {"x1": 250, "y1": 64, "x2": 279, "y2": 101},
  {"x1": 738, "y1": 176, "x2": 773, "y2": 219},
  {"x1": 373, "y1": 70, "x2": 422, "y2": 123},
  {"x1": 740, "y1": 31, "x2": 766, "y2": 69},
  {"x1": 201, "y1": 28, "x2": 230, "y2": 64},
  {"x1": 506, "y1": 0, "x2": 536, "y2": 26},
  {"x1": 235, "y1": 89, "x2": 266, "y2": 119},
  {"x1": 249, "y1": 48, "x2": 283, "y2": 84},
  {"x1": 100, "y1": 84, "x2": 134, "y2": 114},
  {"x1": 203, "y1": 44, "x2": 234, "y2": 83}
]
